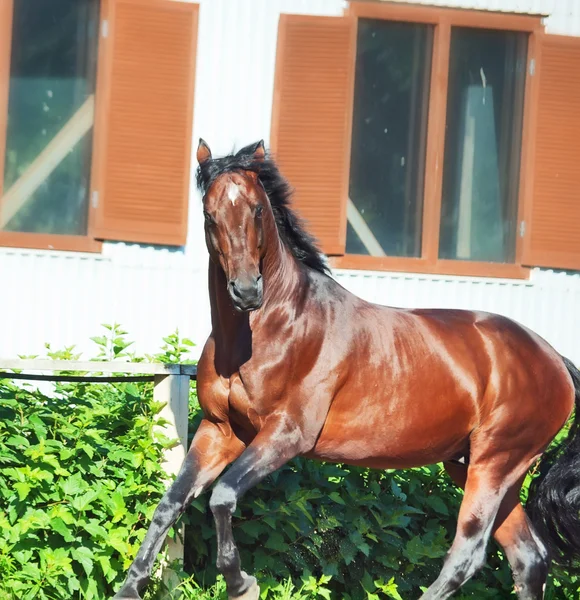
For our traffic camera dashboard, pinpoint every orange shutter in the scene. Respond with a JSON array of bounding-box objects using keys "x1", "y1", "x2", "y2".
[
  {"x1": 271, "y1": 14, "x2": 356, "y2": 256},
  {"x1": 92, "y1": 0, "x2": 198, "y2": 246},
  {"x1": 0, "y1": 0, "x2": 13, "y2": 199},
  {"x1": 522, "y1": 34, "x2": 580, "y2": 270}
]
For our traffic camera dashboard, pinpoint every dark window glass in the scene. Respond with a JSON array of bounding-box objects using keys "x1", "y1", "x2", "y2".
[
  {"x1": 439, "y1": 27, "x2": 527, "y2": 263},
  {"x1": 2, "y1": 0, "x2": 99, "y2": 236},
  {"x1": 347, "y1": 19, "x2": 433, "y2": 258}
]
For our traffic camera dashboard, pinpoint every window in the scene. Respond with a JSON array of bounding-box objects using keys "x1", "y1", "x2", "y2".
[
  {"x1": 348, "y1": 19, "x2": 433, "y2": 258},
  {"x1": 271, "y1": 4, "x2": 580, "y2": 278},
  {"x1": 0, "y1": 0, "x2": 199, "y2": 252},
  {"x1": 2, "y1": 0, "x2": 99, "y2": 237},
  {"x1": 439, "y1": 27, "x2": 527, "y2": 264},
  {"x1": 343, "y1": 8, "x2": 531, "y2": 274}
]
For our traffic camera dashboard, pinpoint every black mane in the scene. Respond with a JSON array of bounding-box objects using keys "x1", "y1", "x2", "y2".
[{"x1": 196, "y1": 141, "x2": 329, "y2": 275}]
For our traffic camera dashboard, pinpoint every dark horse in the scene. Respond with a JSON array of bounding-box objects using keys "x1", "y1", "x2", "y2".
[{"x1": 113, "y1": 141, "x2": 580, "y2": 600}]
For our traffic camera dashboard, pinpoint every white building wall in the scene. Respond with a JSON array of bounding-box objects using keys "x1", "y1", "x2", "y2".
[
  {"x1": 1, "y1": 0, "x2": 580, "y2": 364},
  {"x1": 378, "y1": 0, "x2": 580, "y2": 35}
]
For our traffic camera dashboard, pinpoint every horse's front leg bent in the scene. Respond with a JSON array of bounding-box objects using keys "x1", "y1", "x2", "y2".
[
  {"x1": 113, "y1": 419, "x2": 245, "y2": 600},
  {"x1": 209, "y1": 417, "x2": 308, "y2": 600}
]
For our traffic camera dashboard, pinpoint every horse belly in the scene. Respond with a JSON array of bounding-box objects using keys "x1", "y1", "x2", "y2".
[{"x1": 309, "y1": 390, "x2": 474, "y2": 470}]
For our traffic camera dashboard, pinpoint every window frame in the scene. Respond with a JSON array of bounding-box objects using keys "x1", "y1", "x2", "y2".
[
  {"x1": 0, "y1": 0, "x2": 102, "y2": 253},
  {"x1": 328, "y1": 1, "x2": 544, "y2": 279}
]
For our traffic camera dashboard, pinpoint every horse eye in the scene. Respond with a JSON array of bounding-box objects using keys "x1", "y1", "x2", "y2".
[
  {"x1": 255, "y1": 205, "x2": 263, "y2": 218},
  {"x1": 204, "y1": 211, "x2": 215, "y2": 225}
]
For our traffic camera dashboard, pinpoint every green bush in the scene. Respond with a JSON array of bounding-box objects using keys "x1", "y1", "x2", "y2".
[{"x1": 0, "y1": 327, "x2": 578, "y2": 599}]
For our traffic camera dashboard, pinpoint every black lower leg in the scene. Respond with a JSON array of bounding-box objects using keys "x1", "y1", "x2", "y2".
[
  {"x1": 113, "y1": 455, "x2": 201, "y2": 598},
  {"x1": 506, "y1": 535, "x2": 549, "y2": 600},
  {"x1": 421, "y1": 531, "x2": 491, "y2": 599},
  {"x1": 421, "y1": 468, "x2": 507, "y2": 599},
  {"x1": 210, "y1": 486, "x2": 256, "y2": 596},
  {"x1": 209, "y1": 423, "x2": 304, "y2": 598}
]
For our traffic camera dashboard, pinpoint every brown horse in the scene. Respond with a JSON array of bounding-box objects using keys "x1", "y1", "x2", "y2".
[{"x1": 113, "y1": 140, "x2": 580, "y2": 600}]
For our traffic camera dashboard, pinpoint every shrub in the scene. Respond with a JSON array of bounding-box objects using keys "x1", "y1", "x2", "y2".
[
  {"x1": 0, "y1": 330, "x2": 172, "y2": 600},
  {"x1": 0, "y1": 327, "x2": 578, "y2": 599}
]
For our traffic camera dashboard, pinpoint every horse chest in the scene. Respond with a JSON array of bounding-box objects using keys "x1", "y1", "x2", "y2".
[{"x1": 227, "y1": 373, "x2": 262, "y2": 431}]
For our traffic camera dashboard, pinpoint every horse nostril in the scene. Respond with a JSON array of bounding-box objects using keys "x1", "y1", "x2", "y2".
[{"x1": 229, "y1": 281, "x2": 241, "y2": 298}]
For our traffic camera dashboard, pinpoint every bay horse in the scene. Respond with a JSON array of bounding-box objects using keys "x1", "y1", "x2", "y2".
[{"x1": 113, "y1": 140, "x2": 580, "y2": 600}]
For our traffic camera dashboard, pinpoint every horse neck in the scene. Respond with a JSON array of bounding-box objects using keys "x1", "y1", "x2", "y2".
[{"x1": 260, "y1": 213, "x2": 303, "y2": 306}]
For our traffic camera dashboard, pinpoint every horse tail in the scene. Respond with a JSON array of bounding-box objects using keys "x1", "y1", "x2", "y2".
[{"x1": 527, "y1": 356, "x2": 580, "y2": 569}]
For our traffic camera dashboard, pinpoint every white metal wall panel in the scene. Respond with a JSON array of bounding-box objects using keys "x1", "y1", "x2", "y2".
[
  {"x1": 0, "y1": 247, "x2": 210, "y2": 359},
  {"x1": 376, "y1": 0, "x2": 580, "y2": 35},
  {"x1": 542, "y1": 0, "x2": 580, "y2": 36},
  {"x1": 3, "y1": 242, "x2": 580, "y2": 364},
  {"x1": 377, "y1": 0, "x2": 553, "y2": 13}
]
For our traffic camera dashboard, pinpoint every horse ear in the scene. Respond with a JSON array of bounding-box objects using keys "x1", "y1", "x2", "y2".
[
  {"x1": 253, "y1": 140, "x2": 265, "y2": 162},
  {"x1": 197, "y1": 138, "x2": 212, "y2": 165}
]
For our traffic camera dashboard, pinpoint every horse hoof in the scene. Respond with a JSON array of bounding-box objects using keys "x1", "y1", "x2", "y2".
[{"x1": 229, "y1": 573, "x2": 260, "y2": 600}]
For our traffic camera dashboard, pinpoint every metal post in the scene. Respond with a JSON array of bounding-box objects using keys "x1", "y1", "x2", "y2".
[{"x1": 153, "y1": 372, "x2": 190, "y2": 589}]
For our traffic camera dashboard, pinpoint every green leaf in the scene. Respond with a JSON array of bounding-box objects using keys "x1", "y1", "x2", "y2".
[
  {"x1": 239, "y1": 520, "x2": 263, "y2": 539},
  {"x1": 329, "y1": 492, "x2": 346, "y2": 505},
  {"x1": 82, "y1": 519, "x2": 107, "y2": 539},
  {"x1": 71, "y1": 546, "x2": 94, "y2": 577},
  {"x1": 107, "y1": 491, "x2": 127, "y2": 522},
  {"x1": 28, "y1": 415, "x2": 48, "y2": 439},
  {"x1": 14, "y1": 482, "x2": 31, "y2": 501},
  {"x1": 264, "y1": 531, "x2": 287, "y2": 552},
  {"x1": 97, "y1": 555, "x2": 116, "y2": 583},
  {"x1": 426, "y1": 495, "x2": 449, "y2": 515},
  {"x1": 319, "y1": 588, "x2": 332, "y2": 600},
  {"x1": 6, "y1": 434, "x2": 30, "y2": 448},
  {"x1": 70, "y1": 489, "x2": 99, "y2": 512},
  {"x1": 125, "y1": 383, "x2": 141, "y2": 398},
  {"x1": 50, "y1": 517, "x2": 75, "y2": 543},
  {"x1": 340, "y1": 539, "x2": 357, "y2": 566},
  {"x1": 60, "y1": 473, "x2": 87, "y2": 497}
]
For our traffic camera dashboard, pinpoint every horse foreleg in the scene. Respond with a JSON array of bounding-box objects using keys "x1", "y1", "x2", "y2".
[
  {"x1": 209, "y1": 418, "x2": 306, "y2": 600},
  {"x1": 112, "y1": 419, "x2": 245, "y2": 600},
  {"x1": 444, "y1": 462, "x2": 549, "y2": 600}
]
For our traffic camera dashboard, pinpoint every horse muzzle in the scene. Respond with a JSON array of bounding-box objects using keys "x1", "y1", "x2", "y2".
[{"x1": 228, "y1": 276, "x2": 263, "y2": 312}]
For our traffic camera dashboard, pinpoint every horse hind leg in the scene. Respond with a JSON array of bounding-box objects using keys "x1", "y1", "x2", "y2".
[
  {"x1": 495, "y1": 500, "x2": 549, "y2": 600},
  {"x1": 444, "y1": 461, "x2": 549, "y2": 600},
  {"x1": 420, "y1": 454, "x2": 538, "y2": 600}
]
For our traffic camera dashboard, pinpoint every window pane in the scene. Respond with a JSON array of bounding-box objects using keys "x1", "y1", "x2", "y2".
[
  {"x1": 347, "y1": 19, "x2": 432, "y2": 258},
  {"x1": 439, "y1": 27, "x2": 527, "y2": 263},
  {"x1": 1, "y1": 0, "x2": 99, "y2": 236}
]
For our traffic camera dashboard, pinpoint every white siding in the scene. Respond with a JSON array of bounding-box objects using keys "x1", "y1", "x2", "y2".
[
  {"x1": 0, "y1": 246, "x2": 209, "y2": 359},
  {"x1": 378, "y1": 0, "x2": 580, "y2": 35},
  {"x1": 3, "y1": 243, "x2": 580, "y2": 364},
  {"x1": 1, "y1": 0, "x2": 580, "y2": 365}
]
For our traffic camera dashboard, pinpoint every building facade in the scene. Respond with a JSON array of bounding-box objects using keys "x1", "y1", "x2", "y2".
[{"x1": 0, "y1": 0, "x2": 579, "y2": 362}]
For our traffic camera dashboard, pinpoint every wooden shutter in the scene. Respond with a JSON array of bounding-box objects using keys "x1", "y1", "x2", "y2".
[
  {"x1": 271, "y1": 14, "x2": 356, "y2": 256},
  {"x1": 522, "y1": 34, "x2": 580, "y2": 270},
  {"x1": 0, "y1": 0, "x2": 13, "y2": 200},
  {"x1": 92, "y1": 0, "x2": 198, "y2": 246}
]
